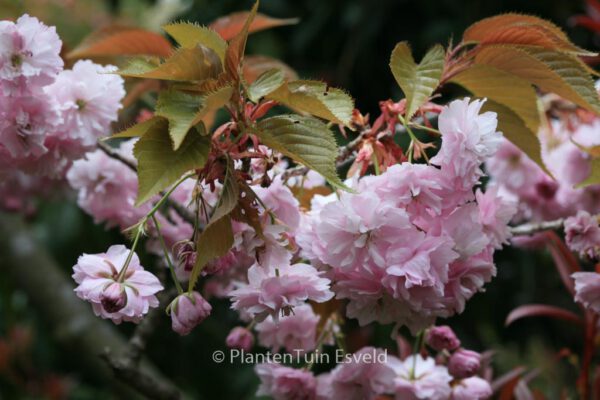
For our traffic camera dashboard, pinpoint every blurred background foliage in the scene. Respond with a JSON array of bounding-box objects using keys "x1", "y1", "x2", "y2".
[{"x1": 0, "y1": 0, "x2": 596, "y2": 399}]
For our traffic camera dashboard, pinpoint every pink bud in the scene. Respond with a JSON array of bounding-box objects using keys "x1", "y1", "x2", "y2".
[
  {"x1": 170, "y1": 292, "x2": 211, "y2": 336},
  {"x1": 100, "y1": 282, "x2": 127, "y2": 313},
  {"x1": 426, "y1": 325, "x2": 461, "y2": 351},
  {"x1": 226, "y1": 327, "x2": 254, "y2": 351},
  {"x1": 448, "y1": 349, "x2": 481, "y2": 379}
]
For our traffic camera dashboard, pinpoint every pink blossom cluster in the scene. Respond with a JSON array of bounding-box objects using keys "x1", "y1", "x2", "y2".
[
  {"x1": 297, "y1": 98, "x2": 516, "y2": 332},
  {"x1": 254, "y1": 341, "x2": 492, "y2": 400},
  {"x1": 0, "y1": 15, "x2": 125, "y2": 210},
  {"x1": 486, "y1": 119, "x2": 600, "y2": 224}
]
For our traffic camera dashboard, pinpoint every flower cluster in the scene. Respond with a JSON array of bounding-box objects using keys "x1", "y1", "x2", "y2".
[
  {"x1": 0, "y1": 15, "x2": 125, "y2": 179},
  {"x1": 255, "y1": 327, "x2": 492, "y2": 400},
  {"x1": 297, "y1": 98, "x2": 516, "y2": 332}
]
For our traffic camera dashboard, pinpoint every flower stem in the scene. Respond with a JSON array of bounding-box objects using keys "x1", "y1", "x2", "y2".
[
  {"x1": 410, "y1": 330, "x2": 424, "y2": 380},
  {"x1": 151, "y1": 214, "x2": 184, "y2": 295}
]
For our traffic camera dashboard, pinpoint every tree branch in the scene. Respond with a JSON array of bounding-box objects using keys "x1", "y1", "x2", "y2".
[
  {"x1": 510, "y1": 218, "x2": 566, "y2": 236},
  {"x1": 0, "y1": 212, "x2": 185, "y2": 400}
]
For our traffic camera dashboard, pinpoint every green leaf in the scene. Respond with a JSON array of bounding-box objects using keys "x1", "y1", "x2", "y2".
[
  {"x1": 255, "y1": 115, "x2": 347, "y2": 190},
  {"x1": 188, "y1": 161, "x2": 239, "y2": 290},
  {"x1": 247, "y1": 68, "x2": 285, "y2": 103},
  {"x1": 192, "y1": 85, "x2": 235, "y2": 128},
  {"x1": 475, "y1": 46, "x2": 600, "y2": 113},
  {"x1": 155, "y1": 90, "x2": 203, "y2": 149},
  {"x1": 481, "y1": 100, "x2": 548, "y2": 174},
  {"x1": 450, "y1": 63, "x2": 540, "y2": 133},
  {"x1": 118, "y1": 45, "x2": 222, "y2": 82},
  {"x1": 162, "y1": 22, "x2": 227, "y2": 62},
  {"x1": 390, "y1": 42, "x2": 445, "y2": 120},
  {"x1": 134, "y1": 124, "x2": 210, "y2": 205},
  {"x1": 266, "y1": 80, "x2": 354, "y2": 125},
  {"x1": 110, "y1": 116, "x2": 165, "y2": 139}
]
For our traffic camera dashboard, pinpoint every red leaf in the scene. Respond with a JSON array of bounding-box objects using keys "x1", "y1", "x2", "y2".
[
  {"x1": 505, "y1": 304, "x2": 583, "y2": 327},
  {"x1": 210, "y1": 11, "x2": 298, "y2": 41},
  {"x1": 545, "y1": 231, "x2": 581, "y2": 296},
  {"x1": 243, "y1": 55, "x2": 298, "y2": 84},
  {"x1": 67, "y1": 26, "x2": 172, "y2": 59},
  {"x1": 493, "y1": 366, "x2": 526, "y2": 395}
]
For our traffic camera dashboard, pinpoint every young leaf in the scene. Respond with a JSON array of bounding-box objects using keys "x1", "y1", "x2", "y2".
[
  {"x1": 389, "y1": 42, "x2": 445, "y2": 119},
  {"x1": 162, "y1": 22, "x2": 227, "y2": 62},
  {"x1": 192, "y1": 85, "x2": 235, "y2": 128},
  {"x1": 243, "y1": 55, "x2": 298, "y2": 84},
  {"x1": 189, "y1": 162, "x2": 239, "y2": 290},
  {"x1": 266, "y1": 80, "x2": 354, "y2": 125},
  {"x1": 475, "y1": 46, "x2": 600, "y2": 113},
  {"x1": 224, "y1": 1, "x2": 259, "y2": 80},
  {"x1": 155, "y1": 90, "x2": 203, "y2": 149},
  {"x1": 134, "y1": 123, "x2": 210, "y2": 205},
  {"x1": 451, "y1": 64, "x2": 540, "y2": 133},
  {"x1": 505, "y1": 304, "x2": 583, "y2": 327},
  {"x1": 110, "y1": 116, "x2": 165, "y2": 139},
  {"x1": 67, "y1": 26, "x2": 173, "y2": 59},
  {"x1": 210, "y1": 11, "x2": 299, "y2": 41},
  {"x1": 118, "y1": 45, "x2": 222, "y2": 82},
  {"x1": 463, "y1": 13, "x2": 596, "y2": 56},
  {"x1": 481, "y1": 100, "x2": 547, "y2": 173},
  {"x1": 255, "y1": 115, "x2": 346, "y2": 190},
  {"x1": 247, "y1": 68, "x2": 285, "y2": 102}
]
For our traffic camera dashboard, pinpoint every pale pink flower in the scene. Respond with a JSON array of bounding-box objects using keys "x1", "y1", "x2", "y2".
[
  {"x1": 486, "y1": 139, "x2": 543, "y2": 196},
  {"x1": 451, "y1": 376, "x2": 492, "y2": 400},
  {"x1": 0, "y1": 14, "x2": 63, "y2": 88},
  {"x1": 315, "y1": 191, "x2": 415, "y2": 270},
  {"x1": 229, "y1": 263, "x2": 334, "y2": 321},
  {"x1": 72, "y1": 245, "x2": 163, "y2": 324},
  {"x1": 389, "y1": 354, "x2": 452, "y2": 400},
  {"x1": 328, "y1": 347, "x2": 396, "y2": 400},
  {"x1": 255, "y1": 303, "x2": 324, "y2": 354},
  {"x1": 46, "y1": 60, "x2": 125, "y2": 144},
  {"x1": 253, "y1": 177, "x2": 301, "y2": 230},
  {"x1": 169, "y1": 291, "x2": 212, "y2": 336},
  {"x1": 255, "y1": 363, "x2": 317, "y2": 400},
  {"x1": 475, "y1": 187, "x2": 517, "y2": 248},
  {"x1": 573, "y1": 272, "x2": 600, "y2": 313},
  {"x1": 565, "y1": 211, "x2": 600, "y2": 258}
]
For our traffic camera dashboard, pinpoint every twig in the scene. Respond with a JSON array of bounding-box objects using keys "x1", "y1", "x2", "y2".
[
  {"x1": 510, "y1": 218, "x2": 565, "y2": 236},
  {"x1": 98, "y1": 142, "x2": 196, "y2": 224}
]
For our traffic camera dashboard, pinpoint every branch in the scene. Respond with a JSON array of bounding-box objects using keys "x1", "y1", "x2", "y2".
[
  {"x1": 98, "y1": 142, "x2": 196, "y2": 224},
  {"x1": 0, "y1": 212, "x2": 186, "y2": 400},
  {"x1": 510, "y1": 218, "x2": 565, "y2": 236}
]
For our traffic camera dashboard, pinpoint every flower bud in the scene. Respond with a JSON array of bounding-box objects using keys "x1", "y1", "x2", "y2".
[
  {"x1": 100, "y1": 282, "x2": 127, "y2": 313},
  {"x1": 448, "y1": 349, "x2": 481, "y2": 379},
  {"x1": 170, "y1": 291, "x2": 211, "y2": 336},
  {"x1": 426, "y1": 325, "x2": 461, "y2": 351},
  {"x1": 226, "y1": 327, "x2": 254, "y2": 351}
]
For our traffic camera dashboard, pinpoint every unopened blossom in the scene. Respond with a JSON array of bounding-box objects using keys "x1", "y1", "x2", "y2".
[
  {"x1": 389, "y1": 354, "x2": 452, "y2": 400},
  {"x1": 72, "y1": 245, "x2": 163, "y2": 324},
  {"x1": 573, "y1": 272, "x2": 600, "y2": 313},
  {"x1": 229, "y1": 263, "x2": 333, "y2": 321},
  {"x1": 564, "y1": 211, "x2": 600, "y2": 258},
  {"x1": 0, "y1": 14, "x2": 63, "y2": 89},
  {"x1": 451, "y1": 376, "x2": 492, "y2": 400},
  {"x1": 448, "y1": 349, "x2": 481, "y2": 379},
  {"x1": 255, "y1": 363, "x2": 317, "y2": 400},
  {"x1": 327, "y1": 347, "x2": 395, "y2": 400},
  {"x1": 169, "y1": 291, "x2": 212, "y2": 336},
  {"x1": 426, "y1": 325, "x2": 461, "y2": 352},
  {"x1": 255, "y1": 303, "x2": 324, "y2": 354},
  {"x1": 226, "y1": 327, "x2": 254, "y2": 351}
]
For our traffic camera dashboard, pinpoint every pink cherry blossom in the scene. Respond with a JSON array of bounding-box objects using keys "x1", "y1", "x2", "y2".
[
  {"x1": 0, "y1": 14, "x2": 63, "y2": 89},
  {"x1": 226, "y1": 327, "x2": 254, "y2": 351},
  {"x1": 253, "y1": 176, "x2": 301, "y2": 230},
  {"x1": 448, "y1": 349, "x2": 481, "y2": 378},
  {"x1": 255, "y1": 303, "x2": 326, "y2": 354},
  {"x1": 72, "y1": 245, "x2": 163, "y2": 324},
  {"x1": 475, "y1": 186, "x2": 517, "y2": 249},
  {"x1": 573, "y1": 272, "x2": 600, "y2": 313},
  {"x1": 426, "y1": 325, "x2": 461, "y2": 351},
  {"x1": 564, "y1": 211, "x2": 600, "y2": 259},
  {"x1": 389, "y1": 354, "x2": 452, "y2": 400},
  {"x1": 229, "y1": 262, "x2": 334, "y2": 321},
  {"x1": 451, "y1": 376, "x2": 492, "y2": 400},
  {"x1": 255, "y1": 363, "x2": 317, "y2": 400}
]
